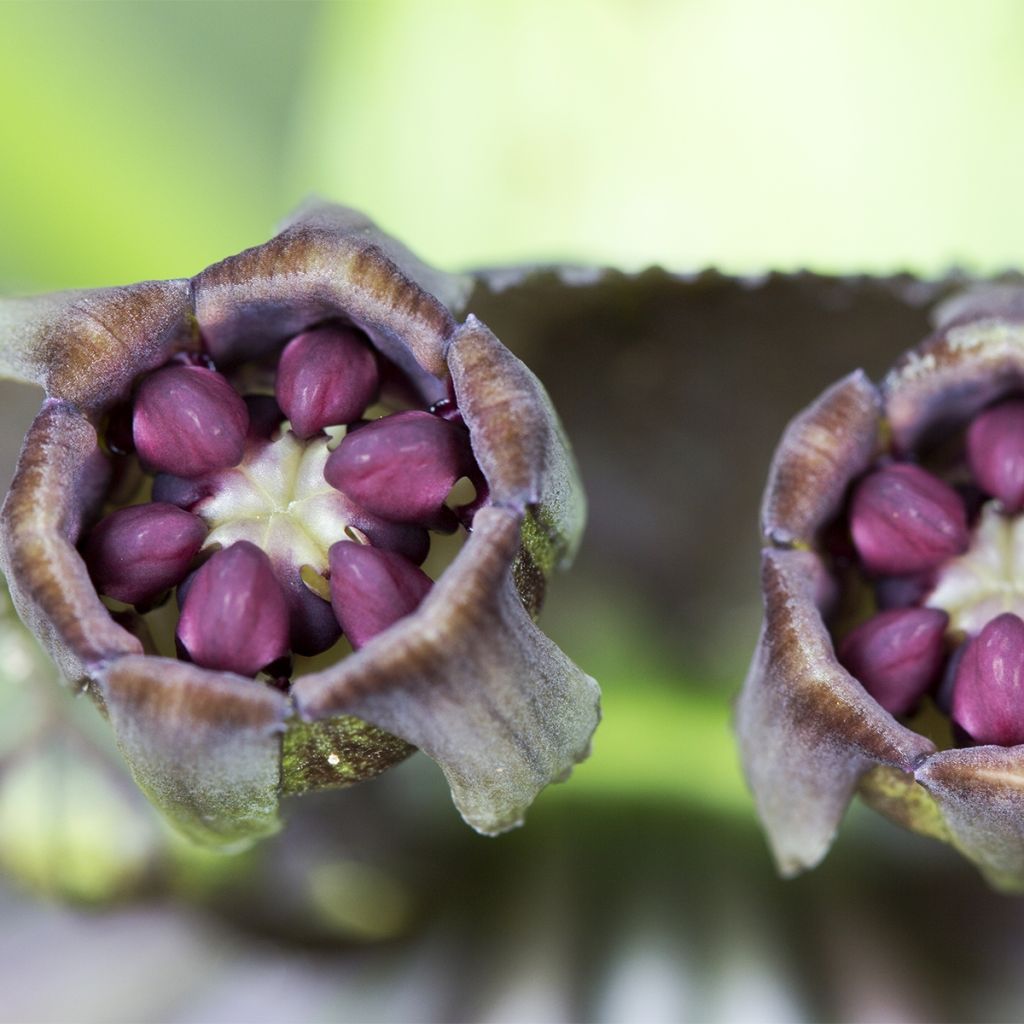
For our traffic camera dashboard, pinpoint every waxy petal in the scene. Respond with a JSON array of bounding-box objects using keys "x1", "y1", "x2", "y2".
[
  {"x1": 83, "y1": 502, "x2": 206, "y2": 606},
  {"x1": 838, "y1": 608, "x2": 949, "y2": 716},
  {"x1": 275, "y1": 324, "x2": 379, "y2": 438},
  {"x1": 133, "y1": 365, "x2": 249, "y2": 477},
  {"x1": 325, "y1": 410, "x2": 474, "y2": 531},
  {"x1": 952, "y1": 612, "x2": 1024, "y2": 746},
  {"x1": 736, "y1": 548, "x2": 936, "y2": 876},
  {"x1": 328, "y1": 541, "x2": 432, "y2": 650},
  {"x1": 850, "y1": 463, "x2": 969, "y2": 575},
  {"x1": 176, "y1": 541, "x2": 290, "y2": 676},
  {"x1": 966, "y1": 399, "x2": 1024, "y2": 512}
]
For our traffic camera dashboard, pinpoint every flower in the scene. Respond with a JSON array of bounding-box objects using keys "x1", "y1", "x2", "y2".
[
  {"x1": 737, "y1": 286, "x2": 1024, "y2": 891},
  {"x1": 0, "y1": 202, "x2": 600, "y2": 850}
]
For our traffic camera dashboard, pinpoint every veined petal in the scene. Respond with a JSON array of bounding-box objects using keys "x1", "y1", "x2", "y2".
[{"x1": 736, "y1": 547, "x2": 935, "y2": 875}]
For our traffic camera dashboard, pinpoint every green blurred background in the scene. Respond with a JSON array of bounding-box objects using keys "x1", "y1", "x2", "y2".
[{"x1": 2, "y1": 2, "x2": 1024, "y2": 1022}]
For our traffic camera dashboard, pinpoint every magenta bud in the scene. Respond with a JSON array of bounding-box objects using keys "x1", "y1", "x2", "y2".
[
  {"x1": 274, "y1": 563, "x2": 342, "y2": 657},
  {"x1": 967, "y1": 400, "x2": 1024, "y2": 513},
  {"x1": 873, "y1": 572, "x2": 934, "y2": 610},
  {"x1": 83, "y1": 502, "x2": 207, "y2": 606},
  {"x1": 176, "y1": 541, "x2": 290, "y2": 676},
  {"x1": 151, "y1": 472, "x2": 213, "y2": 510},
  {"x1": 328, "y1": 541, "x2": 432, "y2": 650},
  {"x1": 952, "y1": 612, "x2": 1024, "y2": 746},
  {"x1": 837, "y1": 607, "x2": 949, "y2": 716},
  {"x1": 133, "y1": 365, "x2": 249, "y2": 477},
  {"x1": 850, "y1": 463, "x2": 969, "y2": 575},
  {"x1": 324, "y1": 410, "x2": 475, "y2": 531},
  {"x1": 275, "y1": 325, "x2": 379, "y2": 439}
]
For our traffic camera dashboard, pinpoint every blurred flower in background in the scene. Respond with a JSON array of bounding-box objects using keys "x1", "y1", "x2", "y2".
[{"x1": 4, "y1": 1, "x2": 1024, "y2": 1022}]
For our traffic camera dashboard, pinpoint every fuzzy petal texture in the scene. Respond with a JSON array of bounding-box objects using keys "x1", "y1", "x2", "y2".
[{"x1": 736, "y1": 548, "x2": 936, "y2": 876}]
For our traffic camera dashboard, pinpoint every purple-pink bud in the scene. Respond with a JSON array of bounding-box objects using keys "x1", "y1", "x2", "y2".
[
  {"x1": 837, "y1": 607, "x2": 949, "y2": 716},
  {"x1": 82, "y1": 502, "x2": 207, "y2": 606},
  {"x1": 176, "y1": 541, "x2": 290, "y2": 676},
  {"x1": 952, "y1": 612, "x2": 1024, "y2": 746},
  {"x1": 133, "y1": 365, "x2": 249, "y2": 477},
  {"x1": 967, "y1": 400, "x2": 1024, "y2": 513},
  {"x1": 850, "y1": 463, "x2": 969, "y2": 575},
  {"x1": 324, "y1": 410, "x2": 475, "y2": 531},
  {"x1": 274, "y1": 562, "x2": 342, "y2": 657},
  {"x1": 244, "y1": 394, "x2": 285, "y2": 442},
  {"x1": 274, "y1": 325, "x2": 379, "y2": 439},
  {"x1": 328, "y1": 541, "x2": 432, "y2": 650}
]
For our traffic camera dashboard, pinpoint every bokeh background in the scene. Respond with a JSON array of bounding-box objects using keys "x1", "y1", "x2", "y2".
[{"x1": 2, "y1": 2, "x2": 1024, "y2": 1022}]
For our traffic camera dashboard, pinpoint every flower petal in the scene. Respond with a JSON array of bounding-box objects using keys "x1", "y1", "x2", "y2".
[
  {"x1": 292, "y1": 507, "x2": 600, "y2": 835},
  {"x1": 193, "y1": 202, "x2": 462, "y2": 401},
  {"x1": 0, "y1": 402, "x2": 142, "y2": 681},
  {"x1": 736, "y1": 547, "x2": 936, "y2": 875},
  {"x1": 93, "y1": 655, "x2": 289, "y2": 849},
  {"x1": 760, "y1": 370, "x2": 882, "y2": 547},
  {"x1": 0, "y1": 280, "x2": 193, "y2": 409},
  {"x1": 884, "y1": 290, "x2": 1024, "y2": 454},
  {"x1": 914, "y1": 747, "x2": 1024, "y2": 892}
]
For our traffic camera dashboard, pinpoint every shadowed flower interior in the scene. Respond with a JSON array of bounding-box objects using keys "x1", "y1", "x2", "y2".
[{"x1": 83, "y1": 323, "x2": 485, "y2": 682}]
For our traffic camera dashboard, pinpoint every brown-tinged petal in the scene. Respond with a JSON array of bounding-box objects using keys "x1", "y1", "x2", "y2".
[
  {"x1": 0, "y1": 280, "x2": 194, "y2": 410},
  {"x1": 0, "y1": 402, "x2": 142, "y2": 682},
  {"x1": 292, "y1": 507, "x2": 600, "y2": 835},
  {"x1": 736, "y1": 547, "x2": 935, "y2": 876},
  {"x1": 447, "y1": 316, "x2": 586, "y2": 614},
  {"x1": 93, "y1": 656, "x2": 289, "y2": 849},
  {"x1": 193, "y1": 202, "x2": 466, "y2": 400},
  {"x1": 914, "y1": 747, "x2": 1024, "y2": 892},
  {"x1": 760, "y1": 370, "x2": 883, "y2": 546},
  {"x1": 884, "y1": 287, "x2": 1024, "y2": 454}
]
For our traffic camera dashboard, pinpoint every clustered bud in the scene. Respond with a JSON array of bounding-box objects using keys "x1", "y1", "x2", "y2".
[
  {"x1": 833, "y1": 396, "x2": 1024, "y2": 747},
  {"x1": 80, "y1": 321, "x2": 483, "y2": 681}
]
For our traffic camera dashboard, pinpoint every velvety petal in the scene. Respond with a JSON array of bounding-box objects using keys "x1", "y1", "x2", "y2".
[
  {"x1": 0, "y1": 402, "x2": 142, "y2": 682},
  {"x1": 446, "y1": 316, "x2": 586, "y2": 613},
  {"x1": 0, "y1": 281, "x2": 194, "y2": 410},
  {"x1": 736, "y1": 547, "x2": 936, "y2": 876},
  {"x1": 193, "y1": 203, "x2": 461, "y2": 403},
  {"x1": 292, "y1": 507, "x2": 600, "y2": 835},
  {"x1": 760, "y1": 370, "x2": 883, "y2": 546},
  {"x1": 915, "y1": 747, "x2": 1024, "y2": 892},
  {"x1": 93, "y1": 655, "x2": 289, "y2": 849},
  {"x1": 884, "y1": 290, "x2": 1024, "y2": 454}
]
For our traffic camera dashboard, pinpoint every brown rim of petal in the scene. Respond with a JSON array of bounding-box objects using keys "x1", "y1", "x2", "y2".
[
  {"x1": 291, "y1": 505, "x2": 601, "y2": 835},
  {"x1": 735, "y1": 547, "x2": 936, "y2": 876},
  {"x1": 913, "y1": 746, "x2": 1024, "y2": 893},
  {"x1": 0, "y1": 401, "x2": 143, "y2": 682},
  {"x1": 883, "y1": 290, "x2": 1024, "y2": 454},
  {"x1": 193, "y1": 202, "x2": 469, "y2": 400},
  {"x1": 446, "y1": 315, "x2": 586, "y2": 567},
  {"x1": 0, "y1": 280, "x2": 195, "y2": 411},
  {"x1": 760, "y1": 370, "x2": 884, "y2": 547},
  {"x1": 92, "y1": 655, "x2": 290, "y2": 849}
]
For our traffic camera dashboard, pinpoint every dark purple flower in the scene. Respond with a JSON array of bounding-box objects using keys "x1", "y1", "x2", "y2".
[
  {"x1": 0, "y1": 203, "x2": 599, "y2": 849},
  {"x1": 133, "y1": 365, "x2": 249, "y2": 477},
  {"x1": 850, "y1": 464, "x2": 969, "y2": 575},
  {"x1": 324, "y1": 410, "x2": 475, "y2": 531},
  {"x1": 275, "y1": 324, "x2": 379, "y2": 439},
  {"x1": 739, "y1": 289, "x2": 1024, "y2": 890},
  {"x1": 83, "y1": 502, "x2": 207, "y2": 606},
  {"x1": 177, "y1": 541, "x2": 290, "y2": 676}
]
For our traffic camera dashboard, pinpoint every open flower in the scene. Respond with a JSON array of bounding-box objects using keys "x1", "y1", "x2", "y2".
[
  {"x1": 0, "y1": 202, "x2": 600, "y2": 849},
  {"x1": 738, "y1": 286, "x2": 1024, "y2": 891}
]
